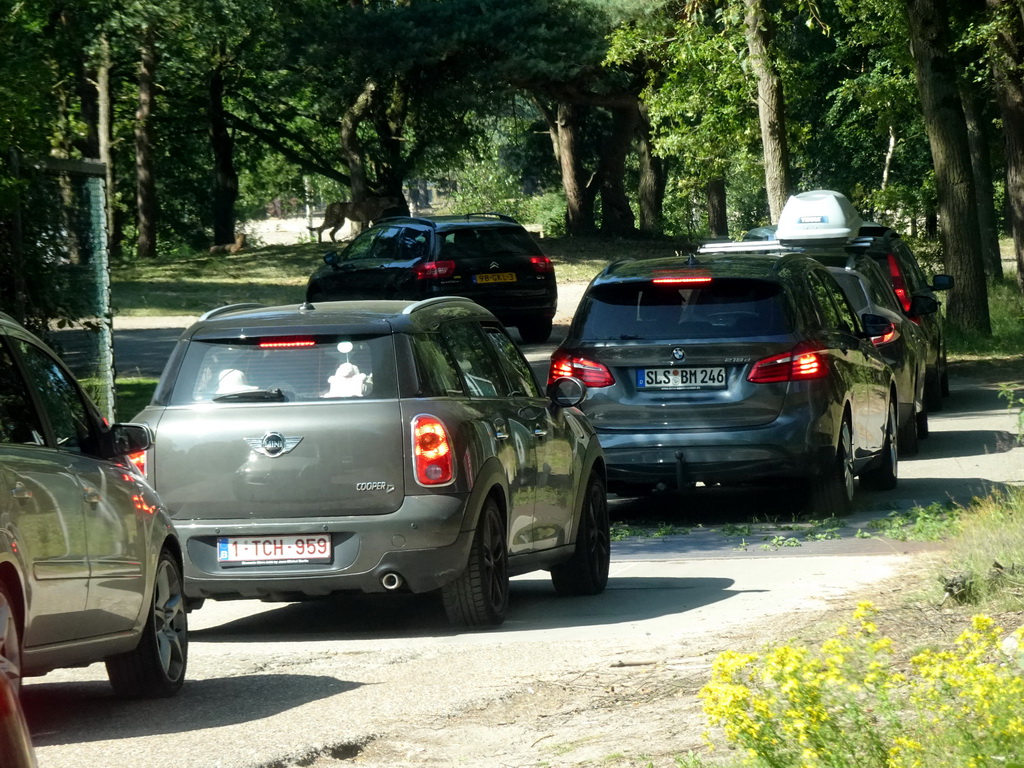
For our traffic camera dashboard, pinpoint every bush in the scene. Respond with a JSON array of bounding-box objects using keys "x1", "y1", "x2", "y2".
[{"x1": 700, "y1": 602, "x2": 1024, "y2": 767}]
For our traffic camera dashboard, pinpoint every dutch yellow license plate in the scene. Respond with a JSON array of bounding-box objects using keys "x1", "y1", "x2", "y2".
[{"x1": 474, "y1": 272, "x2": 516, "y2": 284}]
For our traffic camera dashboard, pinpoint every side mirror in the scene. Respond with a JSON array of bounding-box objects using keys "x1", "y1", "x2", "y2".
[
  {"x1": 323, "y1": 251, "x2": 340, "y2": 266},
  {"x1": 861, "y1": 313, "x2": 896, "y2": 343},
  {"x1": 102, "y1": 423, "x2": 152, "y2": 460},
  {"x1": 909, "y1": 294, "x2": 939, "y2": 317},
  {"x1": 547, "y1": 376, "x2": 587, "y2": 408},
  {"x1": 931, "y1": 274, "x2": 954, "y2": 291}
]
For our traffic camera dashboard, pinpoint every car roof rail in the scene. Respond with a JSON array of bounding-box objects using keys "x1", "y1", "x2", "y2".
[
  {"x1": 461, "y1": 212, "x2": 519, "y2": 223},
  {"x1": 401, "y1": 296, "x2": 481, "y2": 315},
  {"x1": 198, "y1": 303, "x2": 265, "y2": 322}
]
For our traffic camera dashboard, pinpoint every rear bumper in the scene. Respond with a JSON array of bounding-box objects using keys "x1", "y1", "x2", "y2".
[
  {"x1": 175, "y1": 493, "x2": 476, "y2": 600},
  {"x1": 598, "y1": 417, "x2": 830, "y2": 487}
]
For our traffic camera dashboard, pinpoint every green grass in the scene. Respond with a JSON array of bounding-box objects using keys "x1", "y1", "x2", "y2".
[{"x1": 115, "y1": 377, "x2": 158, "y2": 421}]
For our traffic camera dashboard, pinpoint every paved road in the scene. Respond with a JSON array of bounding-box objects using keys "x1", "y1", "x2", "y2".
[{"x1": 23, "y1": 330, "x2": 1024, "y2": 768}]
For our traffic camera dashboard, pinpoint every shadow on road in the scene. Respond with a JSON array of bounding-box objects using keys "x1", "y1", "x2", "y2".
[{"x1": 22, "y1": 672, "x2": 355, "y2": 746}]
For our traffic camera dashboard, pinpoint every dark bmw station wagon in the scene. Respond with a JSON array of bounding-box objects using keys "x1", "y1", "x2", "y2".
[
  {"x1": 550, "y1": 252, "x2": 899, "y2": 515},
  {"x1": 131, "y1": 298, "x2": 608, "y2": 626}
]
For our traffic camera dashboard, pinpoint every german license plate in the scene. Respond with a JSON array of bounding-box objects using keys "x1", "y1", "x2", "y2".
[
  {"x1": 474, "y1": 272, "x2": 516, "y2": 284},
  {"x1": 637, "y1": 367, "x2": 727, "y2": 389},
  {"x1": 217, "y1": 534, "x2": 332, "y2": 566}
]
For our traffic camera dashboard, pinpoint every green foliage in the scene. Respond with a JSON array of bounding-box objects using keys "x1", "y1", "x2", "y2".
[
  {"x1": 700, "y1": 603, "x2": 1024, "y2": 767},
  {"x1": 610, "y1": 521, "x2": 691, "y2": 540},
  {"x1": 115, "y1": 377, "x2": 158, "y2": 422},
  {"x1": 946, "y1": 276, "x2": 1024, "y2": 358},
  {"x1": 523, "y1": 192, "x2": 568, "y2": 238},
  {"x1": 867, "y1": 502, "x2": 961, "y2": 542}
]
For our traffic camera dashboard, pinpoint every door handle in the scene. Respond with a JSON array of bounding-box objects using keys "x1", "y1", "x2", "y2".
[
  {"x1": 533, "y1": 427, "x2": 548, "y2": 438},
  {"x1": 83, "y1": 488, "x2": 102, "y2": 505},
  {"x1": 10, "y1": 483, "x2": 32, "y2": 500},
  {"x1": 493, "y1": 420, "x2": 509, "y2": 440}
]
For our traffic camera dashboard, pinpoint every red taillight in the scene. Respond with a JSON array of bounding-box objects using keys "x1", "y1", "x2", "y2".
[
  {"x1": 548, "y1": 352, "x2": 615, "y2": 387},
  {"x1": 412, "y1": 415, "x2": 454, "y2": 486},
  {"x1": 127, "y1": 450, "x2": 147, "y2": 477},
  {"x1": 871, "y1": 327, "x2": 898, "y2": 346},
  {"x1": 886, "y1": 254, "x2": 913, "y2": 313},
  {"x1": 529, "y1": 256, "x2": 554, "y2": 273},
  {"x1": 413, "y1": 260, "x2": 456, "y2": 280},
  {"x1": 748, "y1": 343, "x2": 829, "y2": 383},
  {"x1": 259, "y1": 337, "x2": 316, "y2": 348}
]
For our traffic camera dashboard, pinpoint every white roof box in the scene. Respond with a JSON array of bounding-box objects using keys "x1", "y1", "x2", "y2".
[{"x1": 775, "y1": 190, "x2": 863, "y2": 245}]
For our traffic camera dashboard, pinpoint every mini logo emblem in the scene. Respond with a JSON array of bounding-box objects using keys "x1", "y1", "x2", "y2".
[
  {"x1": 490, "y1": 261, "x2": 500, "y2": 269},
  {"x1": 356, "y1": 481, "x2": 395, "y2": 493},
  {"x1": 671, "y1": 347, "x2": 686, "y2": 362},
  {"x1": 244, "y1": 432, "x2": 302, "y2": 457}
]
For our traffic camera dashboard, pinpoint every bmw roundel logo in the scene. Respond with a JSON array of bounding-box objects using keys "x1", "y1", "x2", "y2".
[{"x1": 671, "y1": 347, "x2": 686, "y2": 362}]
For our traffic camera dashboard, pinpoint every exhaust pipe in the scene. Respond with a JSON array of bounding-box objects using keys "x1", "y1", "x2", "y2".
[{"x1": 380, "y1": 572, "x2": 404, "y2": 591}]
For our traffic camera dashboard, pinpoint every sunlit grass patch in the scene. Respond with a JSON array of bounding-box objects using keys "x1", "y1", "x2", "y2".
[
  {"x1": 939, "y1": 488, "x2": 1024, "y2": 611},
  {"x1": 866, "y1": 501, "x2": 961, "y2": 542}
]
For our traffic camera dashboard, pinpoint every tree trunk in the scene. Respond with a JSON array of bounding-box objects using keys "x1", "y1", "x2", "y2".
[
  {"x1": 135, "y1": 28, "x2": 158, "y2": 260},
  {"x1": 706, "y1": 178, "x2": 728, "y2": 238},
  {"x1": 743, "y1": 0, "x2": 791, "y2": 224},
  {"x1": 209, "y1": 42, "x2": 238, "y2": 246},
  {"x1": 97, "y1": 34, "x2": 120, "y2": 261},
  {"x1": 988, "y1": 0, "x2": 1024, "y2": 293},
  {"x1": 960, "y1": 82, "x2": 1003, "y2": 278},
  {"x1": 904, "y1": 0, "x2": 990, "y2": 333},
  {"x1": 598, "y1": 104, "x2": 638, "y2": 237},
  {"x1": 636, "y1": 104, "x2": 664, "y2": 235},
  {"x1": 339, "y1": 80, "x2": 377, "y2": 236},
  {"x1": 555, "y1": 102, "x2": 595, "y2": 236}
]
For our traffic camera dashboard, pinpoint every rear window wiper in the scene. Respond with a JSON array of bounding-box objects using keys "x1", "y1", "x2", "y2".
[{"x1": 213, "y1": 388, "x2": 286, "y2": 402}]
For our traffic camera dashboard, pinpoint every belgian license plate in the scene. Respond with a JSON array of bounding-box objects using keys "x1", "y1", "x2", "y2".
[
  {"x1": 474, "y1": 272, "x2": 516, "y2": 284},
  {"x1": 217, "y1": 534, "x2": 332, "y2": 566},
  {"x1": 637, "y1": 367, "x2": 727, "y2": 390}
]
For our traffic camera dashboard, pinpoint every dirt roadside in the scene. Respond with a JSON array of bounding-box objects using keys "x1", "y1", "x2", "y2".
[{"x1": 305, "y1": 555, "x2": 991, "y2": 768}]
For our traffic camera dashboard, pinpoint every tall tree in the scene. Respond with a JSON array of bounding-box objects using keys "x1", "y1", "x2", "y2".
[
  {"x1": 743, "y1": 0, "x2": 792, "y2": 222},
  {"x1": 135, "y1": 25, "x2": 158, "y2": 259},
  {"x1": 984, "y1": 0, "x2": 1024, "y2": 293},
  {"x1": 904, "y1": 0, "x2": 990, "y2": 333}
]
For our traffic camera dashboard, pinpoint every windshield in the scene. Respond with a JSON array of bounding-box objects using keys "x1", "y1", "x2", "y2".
[
  {"x1": 169, "y1": 334, "x2": 398, "y2": 405},
  {"x1": 575, "y1": 279, "x2": 792, "y2": 340}
]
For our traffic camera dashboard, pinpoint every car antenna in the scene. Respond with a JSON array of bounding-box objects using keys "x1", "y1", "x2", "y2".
[
  {"x1": 680, "y1": 251, "x2": 700, "y2": 266},
  {"x1": 299, "y1": 301, "x2": 315, "y2": 311}
]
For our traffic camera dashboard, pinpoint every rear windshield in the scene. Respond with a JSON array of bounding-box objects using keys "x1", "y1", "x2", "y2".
[
  {"x1": 439, "y1": 226, "x2": 539, "y2": 260},
  {"x1": 167, "y1": 333, "x2": 397, "y2": 405},
  {"x1": 575, "y1": 279, "x2": 792, "y2": 340}
]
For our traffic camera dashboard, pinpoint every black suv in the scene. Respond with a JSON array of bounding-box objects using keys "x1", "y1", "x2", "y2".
[
  {"x1": 131, "y1": 297, "x2": 608, "y2": 627},
  {"x1": 549, "y1": 252, "x2": 898, "y2": 515},
  {"x1": 305, "y1": 213, "x2": 558, "y2": 343},
  {"x1": 847, "y1": 223, "x2": 953, "y2": 410}
]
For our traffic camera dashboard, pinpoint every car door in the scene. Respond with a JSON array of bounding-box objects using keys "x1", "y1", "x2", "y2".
[
  {"x1": 0, "y1": 337, "x2": 89, "y2": 647},
  {"x1": 482, "y1": 324, "x2": 576, "y2": 551},
  {"x1": 807, "y1": 271, "x2": 888, "y2": 462},
  {"x1": 11, "y1": 338, "x2": 148, "y2": 638},
  {"x1": 440, "y1": 321, "x2": 537, "y2": 555},
  {"x1": 329, "y1": 223, "x2": 432, "y2": 300}
]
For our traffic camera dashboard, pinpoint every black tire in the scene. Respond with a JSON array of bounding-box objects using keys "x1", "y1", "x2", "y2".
[
  {"x1": 551, "y1": 473, "x2": 611, "y2": 596},
  {"x1": 516, "y1": 317, "x2": 553, "y2": 344},
  {"x1": 898, "y1": 408, "x2": 919, "y2": 457},
  {"x1": 0, "y1": 581, "x2": 22, "y2": 698},
  {"x1": 106, "y1": 549, "x2": 188, "y2": 698},
  {"x1": 442, "y1": 497, "x2": 509, "y2": 627},
  {"x1": 861, "y1": 401, "x2": 899, "y2": 491},
  {"x1": 807, "y1": 417, "x2": 854, "y2": 516},
  {"x1": 916, "y1": 408, "x2": 930, "y2": 439}
]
